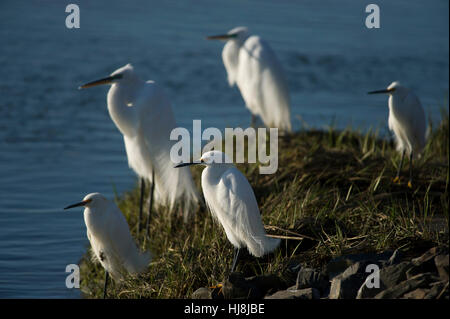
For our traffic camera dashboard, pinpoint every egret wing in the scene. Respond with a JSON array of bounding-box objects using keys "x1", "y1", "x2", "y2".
[
  {"x1": 133, "y1": 82, "x2": 200, "y2": 212},
  {"x1": 104, "y1": 203, "x2": 150, "y2": 275},
  {"x1": 394, "y1": 92, "x2": 427, "y2": 152},
  {"x1": 237, "y1": 36, "x2": 291, "y2": 131},
  {"x1": 213, "y1": 167, "x2": 274, "y2": 257}
]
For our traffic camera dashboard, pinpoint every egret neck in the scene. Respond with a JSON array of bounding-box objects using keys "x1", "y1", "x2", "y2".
[{"x1": 107, "y1": 77, "x2": 144, "y2": 138}]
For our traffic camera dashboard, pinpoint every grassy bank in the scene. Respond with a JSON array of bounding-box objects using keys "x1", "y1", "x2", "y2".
[{"x1": 79, "y1": 112, "x2": 448, "y2": 298}]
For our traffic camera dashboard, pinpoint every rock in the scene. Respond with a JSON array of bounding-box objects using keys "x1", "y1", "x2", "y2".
[
  {"x1": 265, "y1": 287, "x2": 320, "y2": 300},
  {"x1": 379, "y1": 261, "x2": 414, "y2": 287},
  {"x1": 329, "y1": 262, "x2": 370, "y2": 299},
  {"x1": 192, "y1": 287, "x2": 212, "y2": 299},
  {"x1": 434, "y1": 255, "x2": 449, "y2": 281},
  {"x1": 406, "y1": 247, "x2": 446, "y2": 279},
  {"x1": 282, "y1": 261, "x2": 303, "y2": 287},
  {"x1": 387, "y1": 249, "x2": 402, "y2": 266},
  {"x1": 411, "y1": 247, "x2": 442, "y2": 266},
  {"x1": 405, "y1": 265, "x2": 426, "y2": 279},
  {"x1": 296, "y1": 267, "x2": 328, "y2": 293},
  {"x1": 374, "y1": 273, "x2": 437, "y2": 299},
  {"x1": 403, "y1": 288, "x2": 430, "y2": 299},
  {"x1": 357, "y1": 261, "x2": 414, "y2": 299},
  {"x1": 327, "y1": 251, "x2": 393, "y2": 279},
  {"x1": 425, "y1": 281, "x2": 448, "y2": 299}
]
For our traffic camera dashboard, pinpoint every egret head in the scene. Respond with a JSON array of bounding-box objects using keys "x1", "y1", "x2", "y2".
[
  {"x1": 174, "y1": 150, "x2": 233, "y2": 168},
  {"x1": 206, "y1": 26, "x2": 249, "y2": 42},
  {"x1": 79, "y1": 63, "x2": 137, "y2": 89},
  {"x1": 200, "y1": 150, "x2": 233, "y2": 165},
  {"x1": 368, "y1": 81, "x2": 407, "y2": 96},
  {"x1": 64, "y1": 192, "x2": 108, "y2": 210}
]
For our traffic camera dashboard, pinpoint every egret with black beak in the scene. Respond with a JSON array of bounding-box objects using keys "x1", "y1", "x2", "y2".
[
  {"x1": 79, "y1": 64, "x2": 200, "y2": 234},
  {"x1": 64, "y1": 193, "x2": 151, "y2": 298},
  {"x1": 368, "y1": 81, "x2": 426, "y2": 188},
  {"x1": 207, "y1": 27, "x2": 292, "y2": 133},
  {"x1": 175, "y1": 150, "x2": 280, "y2": 272}
]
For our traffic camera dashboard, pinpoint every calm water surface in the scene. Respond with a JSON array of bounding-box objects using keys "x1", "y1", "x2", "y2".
[{"x1": 0, "y1": 0, "x2": 448, "y2": 298}]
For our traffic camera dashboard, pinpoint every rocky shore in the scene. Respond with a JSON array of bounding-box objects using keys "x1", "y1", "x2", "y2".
[{"x1": 192, "y1": 246, "x2": 449, "y2": 299}]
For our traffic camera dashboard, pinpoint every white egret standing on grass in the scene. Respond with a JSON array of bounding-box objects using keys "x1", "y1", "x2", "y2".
[
  {"x1": 368, "y1": 81, "x2": 426, "y2": 188},
  {"x1": 79, "y1": 64, "x2": 200, "y2": 233},
  {"x1": 207, "y1": 26, "x2": 292, "y2": 133},
  {"x1": 64, "y1": 193, "x2": 151, "y2": 298},
  {"x1": 175, "y1": 150, "x2": 280, "y2": 272}
]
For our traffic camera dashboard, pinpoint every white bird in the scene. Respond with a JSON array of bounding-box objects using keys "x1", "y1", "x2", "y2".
[
  {"x1": 79, "y1": 64, "x2": 200, "y2": 227},
  {"x1": 64, "y1": 192, "x2": 151, "y2": 298},
  {"x1": 207, "y1": 26, "x2": 292, "y2": 133},
  {"x1": 175, "y1": 150, "x2": 280, "y2": 271},
  {"x1": 368, "y1": 81, "x2": 427, "y2": 188}
]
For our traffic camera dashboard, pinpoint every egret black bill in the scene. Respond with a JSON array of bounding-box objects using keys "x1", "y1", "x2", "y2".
[
  {"x1": 206, "y1": 34, "x2": 237, "y2": 40},
  {"x1": 174, "y1": 162, "x2": 200, "y2": 168},
  {"x1": 368, "y1": 88, "x2": 395, "y2": 94},
  {"x1": 79, "y1": 74, "x2": 123, "y2": 89},
  {"x1": 64, "y1": 199, "x2": 92, "y2": 210}
]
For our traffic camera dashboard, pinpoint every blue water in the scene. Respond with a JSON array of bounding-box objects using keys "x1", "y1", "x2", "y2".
[{"x1": 0, "y1": 0, "x2": 448, "y2": 298}]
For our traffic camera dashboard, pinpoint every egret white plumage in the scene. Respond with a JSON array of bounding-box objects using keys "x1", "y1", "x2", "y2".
[
  {"x1": 79, "y1": 64, "x2": 200, "y2": 229},
  {"x1": 207, "y1": 26, "x2": 292, "y2": 133},
  {"x1": 368, "y1": 81, "x2": 427, "y2": 188},
  {"x1": 64, "y1": 193, "x2": 151, "y2": 298},
  {"x1": 175, "y1": 150, "x2": 280, "y2": 272}
]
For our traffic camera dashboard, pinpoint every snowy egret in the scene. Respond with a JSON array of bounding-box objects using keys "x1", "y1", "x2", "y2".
[
  {"x1": 175, "y1": 150, "x2": 280, "y2": 271},
  {"x1": 368, "y1": 81, "x2": 426, "y2": 188},
  {"x1": 79, "y1": 64, "x2": 200, "y2": 229},
  {"x1": 207, "y1": 26, "x2": 292, "y2": 133},
  {"x1": 64, "y1": 193, "x2": 151, "y2": 298}
]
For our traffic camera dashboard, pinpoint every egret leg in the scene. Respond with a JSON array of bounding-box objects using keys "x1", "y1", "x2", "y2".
[
  {"x1": 230, "y1": 248, "x2": 241, "y2": 273},
  {"x1": 250, "y1": 114, "x2": 256, "y2": 128},
  {"x1": 138, "y1": 178, "x2": 145, "y2": 236},
  {"x1": 408, "y1": 152, "x2": 413, "y2": 189},
  {"x1": 393, "y1": 150, "x2": 406, "y2": 184},
  {"x1": 103, "y1": 271, "x2": 109, "y2": 299},
  {"x1": 145, "y1": 169, "x2": 155, "y2": 241}
]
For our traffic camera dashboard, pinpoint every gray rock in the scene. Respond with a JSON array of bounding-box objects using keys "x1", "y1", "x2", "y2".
[
  {"x1": 296, "y1": 267, "x2": 328, "y2": 293},
  {"x1": 356, "y1": 261, "x2": 414, "y2": 299},
  {"x1": 379, "y1": 261, "x2": 414, "y2": 287},
  {"x1": 406, "y1": 247, "x2": 446, "y2": 279},
  {"x1": 329, "y1": 262, "x2": 370, "y2": 299},
  {"x1": 434, "y1": 254, "x2": 449, "y2": 281},
  {"x1": 374, "y1": 272, "x2": 437, "y2": 299},
  {"x1": 402, "y1": 288, "x2": 430, "y2": 299},
  {"x1": 327, "y1": 251, "x2": 393, "y2": 279},
  {"x1": 265, "y1": 287, "x2": 320, "y2": 300},
  {"x1": 282, "y1": 262, "x2": 303, "y2": 286},
  {"x1": 192, "y1": 287, "x2": 212, "y2": 299},
  {"x1": 387, "y1": 249, "x2": 402, "y2": 266},
  {"x1": 411, "y1": 247, "x2": 442, "y2": 267},
  {"x1": 425, "y1": 281, "x2": 448, "y2": 299}
]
